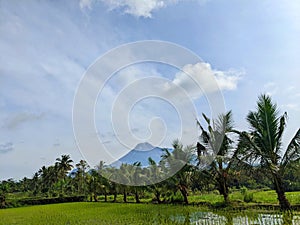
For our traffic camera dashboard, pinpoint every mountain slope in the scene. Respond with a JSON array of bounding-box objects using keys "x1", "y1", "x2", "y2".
[{"x1": 110, "y1": 142, "x2": 171, "y2": 167}]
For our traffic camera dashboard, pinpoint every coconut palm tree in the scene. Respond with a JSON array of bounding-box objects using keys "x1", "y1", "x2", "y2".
[
  {"x1": 95, "y1": 161, "x2": 110, "y2": 202},
  {"x1": 161, "y1": 140, "x2": 194, "y2": 204},
  {"x1": 38, "y1": 165, "x2": 58, "y2": 195},
  {"x1": 75, "y1": 160, "x2": 89, "y2": 195},
  {"x1": 197, "y1": 111, "x2": 237, "y2": 203},
  {"x1": 237, "y1": 94, "x2": 300, "y2": 210},
  {"x1": 55, "y1": 154, "x2": 73, "y2": 179},
  {"x1": 147, "y1": 157, "x2": 165, "y2": 203}
]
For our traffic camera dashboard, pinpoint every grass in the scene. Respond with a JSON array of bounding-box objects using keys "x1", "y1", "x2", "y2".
[
  {"x1": 1, "y1": 202, "x2": 300, "y2": 225},
  {"x1": 1, "y1": 190, "x2": 300, "y2": 224},
  {"x1": 188, "y1": 190, "x2": 300, "y2": 205},
  {"x1": 0, "y1": 202, "x2": 199, "y2": 225}
]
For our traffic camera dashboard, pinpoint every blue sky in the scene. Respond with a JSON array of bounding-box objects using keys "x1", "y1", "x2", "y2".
[{"x1": 0, "y1": 0, "x2": 299, "y2": 180}]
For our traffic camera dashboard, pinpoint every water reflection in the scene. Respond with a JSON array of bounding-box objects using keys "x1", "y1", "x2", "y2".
[{"x1": 170, "y1": 211, "x2": 300, "y2": 225}]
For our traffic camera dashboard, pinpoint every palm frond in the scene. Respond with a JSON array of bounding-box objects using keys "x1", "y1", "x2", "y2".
[
  {"x1": 246, "y1": 94, "x2": 283, "y2": 164},
  {"x1": 275, "y1": 112, "x2": 287, "y2": 155},
  {"x1": 280, "y1": 128, "x2": 300, "y2": 173}
]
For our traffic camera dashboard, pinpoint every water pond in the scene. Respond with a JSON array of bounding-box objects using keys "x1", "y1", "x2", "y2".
[{"x1": 169, "y1": 211, "x2": 300, "y2": 225}]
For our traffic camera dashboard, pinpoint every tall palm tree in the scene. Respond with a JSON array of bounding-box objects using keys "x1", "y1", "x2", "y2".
[
  {"x1": 75, "y1": 160, "x2": 89, "y2": 195},
  {"x1": 237, "y1": 94, "x2": 300, "y2": 210},
  {"x1": 96, "y1": 161, "x2": 110, "y2": 202},
  {"x1": 197, "y1": 111, "x2": 236, "y2": 203}
]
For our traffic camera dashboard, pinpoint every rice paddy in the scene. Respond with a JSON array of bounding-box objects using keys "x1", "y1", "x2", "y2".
[{"x1": 1, "y1": 202, "x2": 300, "y2": 225}]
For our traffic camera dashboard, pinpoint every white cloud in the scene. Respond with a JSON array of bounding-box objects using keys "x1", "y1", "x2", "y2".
[
  {"x1": 80, "y1": 0, "x2": 178, "y2": 18},
  {"x1": 171, "y1": 62, "x2": 242, "y2": 99},
  {"x1": 80, "y1": 0, "x2": 211, "y2": 17}
]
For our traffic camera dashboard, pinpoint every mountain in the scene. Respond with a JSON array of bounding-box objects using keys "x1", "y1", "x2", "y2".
[{"x1": 110, "y1": 142, "x2": 172, "y2": 167}]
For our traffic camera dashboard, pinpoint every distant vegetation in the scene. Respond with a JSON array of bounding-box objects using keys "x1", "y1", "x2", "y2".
[{"x1": 0, "y1": 95, "x2": 299, "y2": 211}]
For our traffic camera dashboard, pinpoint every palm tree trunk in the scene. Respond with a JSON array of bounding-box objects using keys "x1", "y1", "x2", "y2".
[
  {"x1": 93, "y1": 193, "x2": 98, "y2": 202},
  {"x1": 273, "y1": 173, "x2": 291, "y2": 211},
  {"x1": 155, "y1": 190, "x2": 161, "y2": 203},
  {"x1": 0, "y1": 195, "x2": 5, "y2": 208},
  {"x1": 113, "y1": 192, "x2": 117, "y2": 202},
  {"x1": 104, "y1": 193, "x2": 107, "y2": 202},
  {"x1": 134, "y1": 189, "x2": 140, "y2": 203},
  {"x1": 218, "y1": 171, "x2": 229, "y2": 203},
  {"x1": 217, "y1": 172, "x2": 229, "y2": 203},
  {"x1": 179, "y1": 186, "x2": 189, "y2": 204},
  {"x1": 123, "y1": 190, "x2": 127, "y2": 203}
]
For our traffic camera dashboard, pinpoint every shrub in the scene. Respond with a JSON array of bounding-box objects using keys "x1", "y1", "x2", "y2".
[
  {"x1": 240, "y1": 186, "x2": 248, "y2": 195},
  {"x1": 15, "y1": 196, "x2": 85, "y2": 207}
]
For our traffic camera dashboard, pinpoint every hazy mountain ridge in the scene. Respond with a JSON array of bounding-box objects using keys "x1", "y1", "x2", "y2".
[{"x1": 110, "y1": 142, "x2": 172, "y2": 167}]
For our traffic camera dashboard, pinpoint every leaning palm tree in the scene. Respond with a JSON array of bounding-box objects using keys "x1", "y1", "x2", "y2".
[
  {"x1": 237, "y1": 94, "x2": 300, "y2": 210},
  {"x1": 197, "y1": 111, "x2": 237, "y2": 203}
]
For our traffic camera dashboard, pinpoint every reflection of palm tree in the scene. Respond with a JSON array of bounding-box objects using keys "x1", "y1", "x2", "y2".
[
  {"x1": 197, "y1": 111, "x2": 236, "y2": 203},
  {"x1": 237, "y1": 94, "x2": 300, "y2": 210}
]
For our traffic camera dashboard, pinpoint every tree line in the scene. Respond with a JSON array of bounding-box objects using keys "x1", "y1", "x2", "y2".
[{"x1": 0, "y1": 94, "x2": 299, "y2": 211}]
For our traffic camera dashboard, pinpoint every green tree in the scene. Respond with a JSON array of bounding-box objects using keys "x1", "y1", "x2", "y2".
[
  {"x1": 38, "y1": 165, "x2": 59, "y2": 196},
  {"x1": 55, "y1": 154, "x2": 73, "y2": 179},
  {"x1": 96, "y1": 161, "x2": 110, "y2": 202},
  {"x1": 147, "y1": 157, "x2": 165, "y2": 203},
  {"x1": 161, "y1": 140, "x2": 193, "y2": 204},
  {"x1": 75, "y1": 160, "x2": 89, "y2": 196},
  {"x1": 197, "y1": 111, "x2": 236, "y2": 203},
  {"x1": 237, "y1": 94, "x2": 300, "y2": 210}
]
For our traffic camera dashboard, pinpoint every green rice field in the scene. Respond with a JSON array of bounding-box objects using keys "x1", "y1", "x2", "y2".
[{"x1": 1, "y1": 202, "x2": 300, "y2": 225}]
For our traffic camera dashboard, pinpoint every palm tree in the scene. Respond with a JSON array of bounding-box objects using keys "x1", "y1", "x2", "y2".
[
  {"x1": 87, "y1": 169, "x2": 100, "y2": 201},
  {"x1": 131, "y1": 162, "x2": 143, "y2": 203},
  {"x1": 161, "y1": 140, "x2": 193, "y2": 204},
  {"x1": 237, "y1": 94, "x2": 300, "y2": 210},
  {"x1": 147, "y1": 157, "x2": 165, "y2": 203},
  {"x1": 75, "y1": 160, "x2": 89, "y2": 195},
  {"x1": 96, "y1": 161, "x2": 110, "y2": 202},
  {"x1": 38, "y1": 165, "x2": 58, "y2": 195},
  {"x1": 197, "y1": 111, "x2": 236, "y2": 203},
  {"x1": 55, "y1": 155, "x2": 73, "y2": 179},
  {"x1": 31, "y1": 172, "x2": 40, "y2": 195}
]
